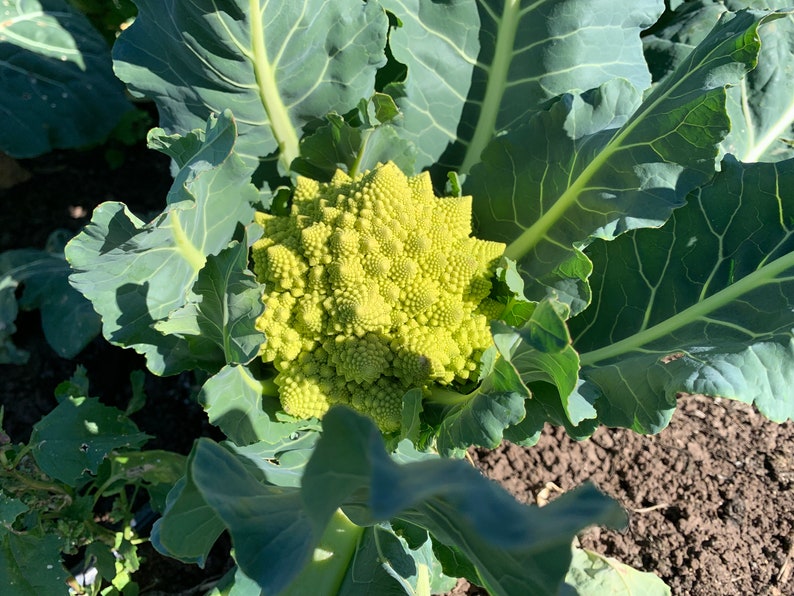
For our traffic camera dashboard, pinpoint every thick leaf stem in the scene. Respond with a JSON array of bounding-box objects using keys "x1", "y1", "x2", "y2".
[
  {"x1": 460, "y1": 0, "x2": 520, "y2": 174},
  {"x1": 743, "y1": 95, "x2": 794, "y2": 162},
  {"x1": 282, "y1": 509, "x2": 364, "y2": 596},
  {"x1": 249, "y1": 0, "x2": 300, "y2": 171},
  {"x1": 579, "y1": 249, "x2": 794, "y2": 366}
]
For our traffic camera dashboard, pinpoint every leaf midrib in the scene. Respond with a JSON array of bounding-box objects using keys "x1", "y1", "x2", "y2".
[
  {"x1": 248, "y1": 0, "x2": 299, "y2": 170},
  {"x1": 579, "y1": 249, "x2": 794, "y2": 366}
]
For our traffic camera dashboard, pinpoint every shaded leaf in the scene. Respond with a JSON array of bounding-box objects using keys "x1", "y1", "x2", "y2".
[
  {"x1": 149, "y1": 453, "x2": 226, "y2": 567},
  {"x1": 198, "y1": 364, "x2": 306, "y2": 446},
  {"x1": 0, "y1": 233, "x2": 101, "y2": 360},
  {"x1": 0, "y1": 0, "x2": 132, "y2": 157},
  {"x1": 304, "y1": 407, "x2": 626, "y2": 596},
  {"x1": 179, "y1": 409, "x2": 623, "y2": 596},
  {"x1": 0, "y1": 532, "x2": 67, "y2": 596},
  {"x1": 30, "y1": 396, "x2": 149, "y2": 485}
]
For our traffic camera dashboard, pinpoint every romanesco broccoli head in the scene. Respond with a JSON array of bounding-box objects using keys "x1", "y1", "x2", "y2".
[{"x1": 252, "y1": 161, "x2": 505, "y2": 432}]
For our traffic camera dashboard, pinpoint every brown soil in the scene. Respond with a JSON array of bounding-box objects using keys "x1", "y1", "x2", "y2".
[
  {"x1": 459, "y1": 395, "x2": 794, "y2": 595},
  {"x1": 2, "y1": 143, "x2": 793, "y2": 595}
]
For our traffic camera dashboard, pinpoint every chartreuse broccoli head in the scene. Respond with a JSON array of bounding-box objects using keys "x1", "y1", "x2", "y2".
[{"x1": 252, "y1": 161, "x2": 505, "y2": 432}]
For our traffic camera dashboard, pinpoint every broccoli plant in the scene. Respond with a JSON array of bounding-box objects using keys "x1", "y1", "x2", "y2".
[{"x1": 62, "y1": 0, "x2": 794, "y2": 594}]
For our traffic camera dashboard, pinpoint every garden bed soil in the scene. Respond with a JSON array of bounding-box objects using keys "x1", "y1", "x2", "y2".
[{"x1": 2, "y1": 146, "x2": 793, "y2": 595}]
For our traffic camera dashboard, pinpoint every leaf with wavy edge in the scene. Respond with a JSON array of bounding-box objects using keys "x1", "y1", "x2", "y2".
[
  {"x1": 113, "y1": 0, "x2": 387, "y2": 173},
  {"x1": 643, "y1": 1, "x2": 794, "y2": 162},
  {"x1": 445, "y1": 0, "x2": 663, "y2": 173},
  {"x1": 470, "y1": 10, "x2": 781, "y2": 311},
  {"x1": 66, "y1": 111, "x2": 257, "y2": 375},
  {"x1": 571, "y1": 156, "x2": 794, "y2": 432},
  {"x1": 185, "y1": 408, "x2": 624, "y2": 595}
]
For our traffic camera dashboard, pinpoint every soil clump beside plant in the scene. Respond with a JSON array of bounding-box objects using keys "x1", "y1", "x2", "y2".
[
  {"x1": 2, "y1": 146, "x2": 793, "y2": 594},
  {"x1": 467, "y1": 395, "x2": 794, "y2": 595}
]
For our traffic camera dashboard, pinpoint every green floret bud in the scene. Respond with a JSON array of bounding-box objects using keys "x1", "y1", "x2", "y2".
[{"x1": 252, "y1": 161, "x2": 505, "y2": 432}]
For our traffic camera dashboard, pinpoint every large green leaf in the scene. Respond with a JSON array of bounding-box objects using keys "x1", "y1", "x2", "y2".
[
  {"x1": 429, "y1": 0, "x2": 664, "y2": 174},
  {"x1": 303, "y1": 408, "x2": 625, "y2": 596},
  {"x1": 189, "y1": 439, "x2": 316, "y2": 595},
  {"x1": 571, "y1": 156, "x2": 794, "y2": 432},
  {"x1": 113, "y1": 0, "x2": 388, "y2": 173},
  {"x1": 0, "y1": 0, "x2": 132, "y2": 157},
  {"x1": 65, "y1": 111, "x2": 257, "y2": 375},
  {"x1": 378, "y1": 0, "x2": 481, "y2": 171},
  {"x1": 644, "y1": 1, "x2": 794, "y2": 162},
  {"x1": 470, "y1": 10, "x2": 778, "y2": 310}
]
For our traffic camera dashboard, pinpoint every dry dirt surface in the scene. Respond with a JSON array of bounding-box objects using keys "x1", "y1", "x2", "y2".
[{"x1": 454, "y1": 395, "x2": 793, "y2": 595}]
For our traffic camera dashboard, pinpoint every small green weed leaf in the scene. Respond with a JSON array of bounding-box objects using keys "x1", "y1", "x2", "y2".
[
  {"x1": 563, "y1": 546, "x2": 670, "y2": 595},
  {"x1": 0, "y1": 239, "x2": 101, "y2": 359},
  {"x1": 303, "y1": 407, "x2": 626, "y2": 596},
  {"x1": 109, "y1": 450, "x2": 186, "y2": 486},
  {"x1": 573, "y1": 156, "x2": 794, "y2": 432},
  {"x1": 470, "y1": 10, "x2": 776, "y2": 307},
  {"x1": 155, "y1": 239, "x2": 263, "y2": 370},
  {"x1": 189, "y1": 439, "x2": 315, "y2": 595},
  {"x1": 150, "y1": 451, "x2": 226, "y2": 567},
  {"x1": 198, "y1": 364, "x2": 306, "y2": 446},
  {"x1": 54, "y1": 365, "x2": 90, "y2": 402},
  {"x1": 30, "y1": 396, "x2": 149, "y2": 485},
  {"x1": 0, "y1": 532, "x2": 67, "y2": 596},
  {"x1": 66, "y1": 112, "x2": 257, "y2": 375},
  {"x1": 113, "y1": 0, "x2": 387, "y2": 173},
  {"x1": 0, "y1": 494, "x2": 28, "y2": 526},
  {"x1": 84, "y1": 541, "x2": 117, "y2": 586},
  {"x1": 0, "y1": 0, "x2": 132, "y2": 157},
  {"x1": 379, "y1": 0, "x2": 481, "y2": 170}
]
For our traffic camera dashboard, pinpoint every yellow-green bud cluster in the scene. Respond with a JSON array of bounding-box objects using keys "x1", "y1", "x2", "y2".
[{"x1": 252, "y1": 162, "x2": 505, "y2": 431}]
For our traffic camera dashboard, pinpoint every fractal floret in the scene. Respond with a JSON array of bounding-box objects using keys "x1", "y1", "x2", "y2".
[{"x1": 252, "y1": 161, "x2": 505, "y2": 432}]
